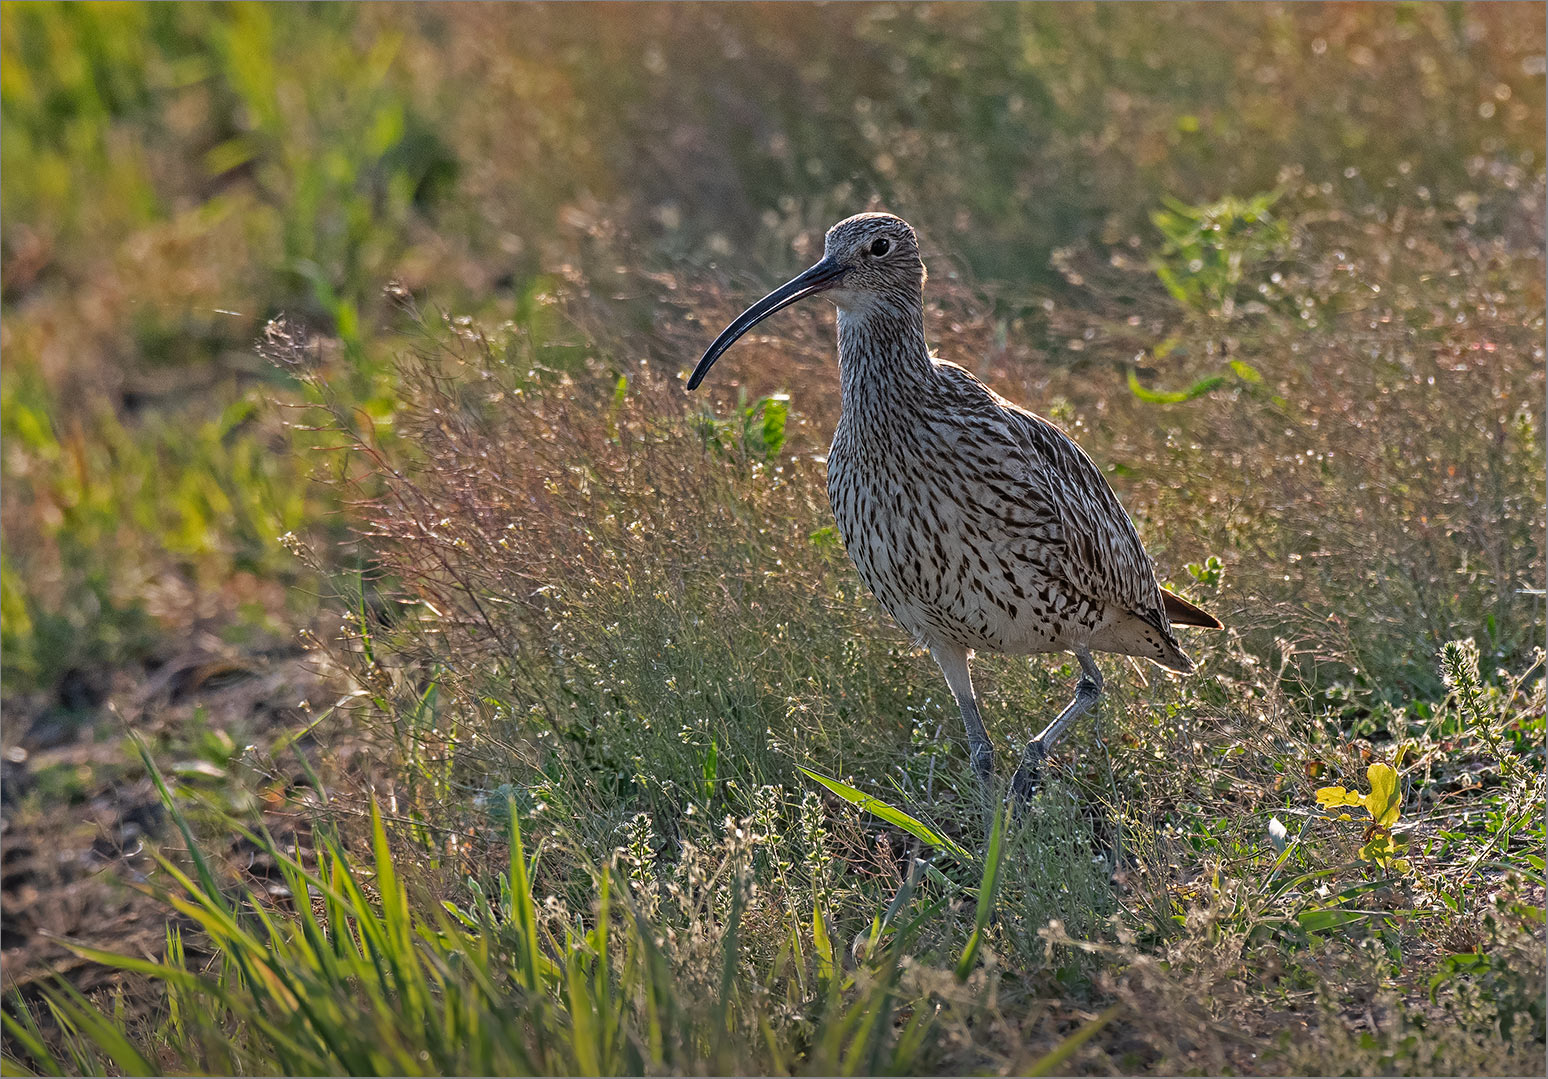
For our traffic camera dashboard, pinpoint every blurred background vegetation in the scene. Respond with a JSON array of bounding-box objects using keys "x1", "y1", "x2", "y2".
[
  {"x1": 3, "y1": 1, "x2": 1542, "y2": 706},
  {"x1": 1, "y1": 3, "x2": 1543, "y2": 1073}
]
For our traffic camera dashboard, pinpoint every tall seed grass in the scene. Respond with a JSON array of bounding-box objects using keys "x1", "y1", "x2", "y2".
[{"x1": 261, "y1": 303, "x2": 1126, "y2": 961}]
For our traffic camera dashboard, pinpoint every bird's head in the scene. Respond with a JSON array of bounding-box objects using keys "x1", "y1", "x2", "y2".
[
  {"x1": 688, "y1": 212, "x2": 925, "y2": 390},
  {"x1": 819, "y1": 212, "x2": 925, "y2": 310}
]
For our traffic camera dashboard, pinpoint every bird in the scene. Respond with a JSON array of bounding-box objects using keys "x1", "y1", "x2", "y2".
[{"x1": 689, "y1": 212, "x2": 1221, "y2": 801}]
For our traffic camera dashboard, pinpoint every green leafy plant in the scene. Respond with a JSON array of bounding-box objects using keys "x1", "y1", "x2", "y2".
[
  {"x1": 1150, "y1": 191, "x2": 1289, "y2": 321},
  {"x1": 1315, "y1": 762, "x2": 1411, "y2": 874},
  {"x1": 693, "y1": 391, "x2": 791, "y2": 460},
  {"x1": 1185, "y1": 554, "x2": 1224, "y2": 589}
]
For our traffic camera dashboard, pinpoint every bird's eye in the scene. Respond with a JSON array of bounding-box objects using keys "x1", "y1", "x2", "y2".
[{"x1": 869, "y1": 237, "x2": 891, "y2": 257}]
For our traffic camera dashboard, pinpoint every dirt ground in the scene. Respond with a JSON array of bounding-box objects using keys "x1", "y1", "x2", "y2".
[{"x1": 1, "y1": 637, "x2": 335, "y2": 1000}]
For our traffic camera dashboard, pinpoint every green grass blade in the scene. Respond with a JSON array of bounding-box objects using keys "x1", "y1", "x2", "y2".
[
  {"x1": 890, "y1": 998, "x2": 935, "y2": 1073},
  {"x1": 797, "y1": 766, "x2": 972, "y2": 863},
  {"x1": 1, "y1": 1000, "x2": 61, "y2": 1078},
  {"x1": 1127, "y1": 368, "x2": 1227, "y2": 405},
  {"x1": 505, "y1": 796, "x2": 544, "y2": 994},
  {"x1": 368, "y1": 798, "x2": 431, "y2": 1039},
  {"x1": 956, "y1": 801, "x2": 1007, "y2": 979},
  {"x1": 33, "y1": 983, "x2": 155, "y2": 1077},
  {"x1": 1022, "y1": 1004, "x2": 1119, "y2": 1076},
  {"x1": 591, "y1": 867, "x2": 616, "y2": 1073},
  {"x1": 812, "y1": 900, "x2": 835, "y2": 987},
  {"x1": 714, "y1": 868, "x2": 746, "y2": 1064},
  {"x1": 955, "y1": 927, "x2": 985, "y2": 982},
  {"x1": 840, "y1": 958, "x2": 903, "y2": 1076},
  {"x1": 130, "y1": 730, "x2": 230, "y2": 916},
  {"x1": 565, "y1": 943, "x2": 601, "y2": 1076}
]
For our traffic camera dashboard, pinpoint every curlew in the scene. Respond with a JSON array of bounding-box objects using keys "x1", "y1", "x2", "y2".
[{"x1": 690, "y1": 212, "x2": 1221, "y2": 800}]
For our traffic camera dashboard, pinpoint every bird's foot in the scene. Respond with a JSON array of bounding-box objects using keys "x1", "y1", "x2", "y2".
[{"x1": 1009, "y1": 741, "x2": 1047, "y2": 806}]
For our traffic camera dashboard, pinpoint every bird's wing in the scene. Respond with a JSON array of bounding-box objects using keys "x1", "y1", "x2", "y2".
[
  {"x1": 1004, "y1": 403, "x2": 1168, "y2": 622},
  {"x1": 930, "y1": 362, "x2": 1170, "y2": 627}
]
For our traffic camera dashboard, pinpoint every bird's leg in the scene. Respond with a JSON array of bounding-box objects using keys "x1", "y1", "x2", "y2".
[
  {"x1": 930, "y1": 642, "x2": 995, "y2": 787},
  {"x1": 1011, "y1": 650, "x2": 1103, "y2": 802}
]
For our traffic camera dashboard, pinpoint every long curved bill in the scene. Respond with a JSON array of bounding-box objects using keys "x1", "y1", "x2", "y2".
[{"x1": 687, "y1": 257, "x2": 845, "y2": 390}]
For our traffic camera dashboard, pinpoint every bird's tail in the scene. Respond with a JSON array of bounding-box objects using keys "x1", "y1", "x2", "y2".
[{"x1": 1161, "y1": 588, "x2": 1223, "y2": 629}]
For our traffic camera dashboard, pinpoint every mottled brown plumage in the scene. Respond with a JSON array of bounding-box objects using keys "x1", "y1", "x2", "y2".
[{"x1": 691, "y1": 212, "x2": 1221, "y2": 797}]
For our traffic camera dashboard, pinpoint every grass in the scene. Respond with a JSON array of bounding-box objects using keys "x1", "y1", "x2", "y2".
[
  {"x1": 12, "y1": 291, "x2": 1541, "y2": 1073},
  {"x1": 3, "y1": 744, "x2": 1123, "y2": 1076},
  {"x1": 2, "y1": 3, "x2": 1544, "y2": 1075}
]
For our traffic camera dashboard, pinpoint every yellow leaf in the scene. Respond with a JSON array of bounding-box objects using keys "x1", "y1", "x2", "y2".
[
  {"x1": 1358, "y1": 832, "x2": 1410, "y2": 874},
  {"x1": 1316, "y1": 785, "x2": 1363, "y2": 808},
  {"x1": 1363, "y1": 764, "x2": 1401, "y2": 828}
]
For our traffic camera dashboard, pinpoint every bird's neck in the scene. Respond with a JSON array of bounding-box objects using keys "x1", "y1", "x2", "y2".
[{"x1": 835, "y1": 302, "x2": 934, "y2": 416}]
